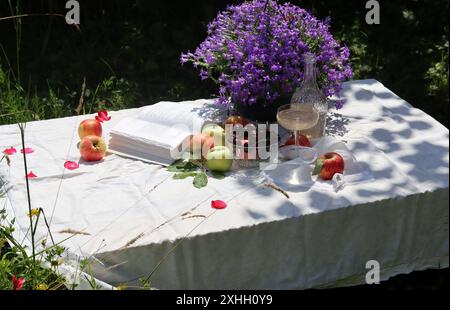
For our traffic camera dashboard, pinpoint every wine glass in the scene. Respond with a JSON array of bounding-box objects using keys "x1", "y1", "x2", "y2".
[{"x1": 277, "y1": 103, "x2": 319, "y2": 162}]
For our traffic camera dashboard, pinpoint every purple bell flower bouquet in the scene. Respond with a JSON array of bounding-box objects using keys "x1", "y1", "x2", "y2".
[{"x1": 181, "y1": 0, "x2": 352, "y2": 120}]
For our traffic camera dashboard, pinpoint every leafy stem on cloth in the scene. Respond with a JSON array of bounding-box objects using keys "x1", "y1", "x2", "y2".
[{"x1": 167, "y1": 159, "x2": 226, "y2": 189}]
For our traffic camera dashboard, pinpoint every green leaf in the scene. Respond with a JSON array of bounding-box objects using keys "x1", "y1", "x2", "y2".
[
  {"x1": 312, "y1": 158, "x2": 324, "y2": 176},
  {"x1": 167, "y1": 159, "x2": 185, "y2": 172},
  {"x1": 210, "y1": 170, "x2": 226, "y2": 180},
  {"x1": 167, "y1": 160, "x2": 199, "y2": 173},
  {"x1": 193, "y1": 173, "x2": 208, "y2": 189},
  {"x1": 190, "y1": 160, "x2": 205, "y2": 169},
  {"x1": 167, "y1": 165, "x2": 184, "y2": 172},
  {"x1": 173, "y1": 172, "x2": 197, "y2": 180},
  {"x1": 184, "y1": 162, "x2": 202, "y2": 172}
]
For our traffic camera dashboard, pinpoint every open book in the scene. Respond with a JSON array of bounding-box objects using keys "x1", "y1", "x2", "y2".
[{"x1": 108, "y1": 99, "x2": 223, "y2": 166}]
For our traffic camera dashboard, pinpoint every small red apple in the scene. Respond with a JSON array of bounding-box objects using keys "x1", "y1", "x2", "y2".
[
  {"x1": 313, "y1": 152, "x2": 345, "y2": 180},
  {"x1": 283, "y1": 133, "x2": 311, "y2": 148},
  {"x1": 189, "y1": 134, "x2": 215, "y2": 158},
  {"x1": 78, "y1": 119, "x2": 102, "y2": 139},
  {"x1": 79, "y1": 135, "x2": 107, "y2": 162}
]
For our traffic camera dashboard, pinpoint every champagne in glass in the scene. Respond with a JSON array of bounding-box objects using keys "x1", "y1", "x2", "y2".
[{"x1": 277, "y1": 104, "x2": 319, "y2": 132}]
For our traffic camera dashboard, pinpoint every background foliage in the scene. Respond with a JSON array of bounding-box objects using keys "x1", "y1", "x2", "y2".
[
  {"x1": 0, "y1": 0, "x2": 448, "y2": 290},
  {"x1": 0, "y1": 0, "x2": 448, "y2": 126},
  {"x1": 0, "y1": 0, "x2": 449, "y2": 126}
]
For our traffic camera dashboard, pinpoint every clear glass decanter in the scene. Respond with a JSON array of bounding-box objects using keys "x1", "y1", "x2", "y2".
[{"x1": 290, "y1": 52, "x2": 328, "y2": 139}]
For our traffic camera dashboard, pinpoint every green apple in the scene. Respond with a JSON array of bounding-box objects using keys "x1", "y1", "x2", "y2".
[
  {"x1": 206, "y1": 146, "x2": 233, "y2": 172},
  {"x1": 202, "y1": 123, "x2": 225, "y2": 147}
]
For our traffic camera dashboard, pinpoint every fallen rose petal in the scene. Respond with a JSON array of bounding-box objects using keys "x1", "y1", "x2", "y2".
[
  {"x1": 100, "y1": 110, "x2": 111, "y2": 121},
  {"x1": 211, "y1": 200, "x2": 227, "y2": 210},
  {"x1": 64, "y1": 161, "x2": 79, "y2": 170},
  {"x1": 12, "y1": 275, "x2": 25, "y2": 290},
  {"x1": 27, "y1": 171, "x2": 37, "y2": 179},
  {"x1": 20, "y1": 147, "x2": 34, "y2": 154},
  {"x1": 3, "y1": 147, "x2": 17, "y2": 155},
  {"x1": 95, "y1": 110, "x2": 111, "y2": 123}
]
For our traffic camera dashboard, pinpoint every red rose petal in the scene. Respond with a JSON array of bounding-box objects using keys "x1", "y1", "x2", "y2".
[
  {"x1": 211, "y1": 200, "x2": 227, "y2": 210},
  {"x1": 3, "y1": 147, "x2": 17, "y2": 155},
  {"x1": 64, "y1": 161, "x2": 79, "y2": 170},
  {"x1": 20, "y1": 147, "x2": 34, "y2": 154},
  {"x1": 101, "y1": 110, "x2": 111, "y2": 120},
  {"x1": 12, "y1": 275, "x2": 25, "y2": 291},
  {"x1": 27, "y1": 171, "x2": 37, "y2": 179},
  {"x1": 96, "y1": 110, "x2": 111, "y2": 123}
]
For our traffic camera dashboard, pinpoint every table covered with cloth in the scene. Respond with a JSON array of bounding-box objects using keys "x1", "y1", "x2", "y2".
[{"x1": 0, "y1": 79, "x2": 448, "y2": 289}]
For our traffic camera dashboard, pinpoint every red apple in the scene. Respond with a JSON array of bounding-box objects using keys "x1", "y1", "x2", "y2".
[
  {"x1": 283, "y1": 133, "x2": 311, "y2": 148},
  {"x1": 78, "y1": 119, "x2": 102, "y2": 139},
  {"x1": 313, "y1": 152, "x2": 345, "y2": 180},
  {"x1": 79, "y1": 135, "x2": 107, "y2": 162},
  {"x1": 189, "y1": 134, "x2": 215, "y2": 158}
]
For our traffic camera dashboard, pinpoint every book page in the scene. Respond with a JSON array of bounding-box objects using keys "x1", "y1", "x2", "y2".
[
  {"x1": 137, "y1": 100, "x2": 208, "y2": 132},
  {"x1": 111, "y1": 119, "x2": 190, "y2": 150}
]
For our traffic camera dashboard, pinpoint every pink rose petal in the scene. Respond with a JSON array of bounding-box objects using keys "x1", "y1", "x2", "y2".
[
  {"x1": 20, "y1": 147, "x2": 34, "y2": 154},
  {"x1": 12, "y1": 275, "x2": 25, "y2": 291},
  {"x1": 27, "y1": 171, "x2": 37, "y2": 179},
  {"x1": 3, "y1": 147, "x2": 17, "y2": 155},
  {"x1": 95, "y1": 110, "x2": 111, "y2": 123},
  {"x1": 64, "y1": 161, "x2": 79, "y2": 170},
  {"x1": 211, "y1": 200, "x2": 227, "y2": 210}
]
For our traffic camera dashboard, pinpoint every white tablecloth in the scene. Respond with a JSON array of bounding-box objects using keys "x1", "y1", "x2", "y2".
[{"x1": 1, "y1": 79, "x2": 448, "y2": 289}]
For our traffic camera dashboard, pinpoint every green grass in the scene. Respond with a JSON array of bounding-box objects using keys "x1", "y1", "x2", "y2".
[{"x1": 0, "y1": 66, "x2": 137, "y2": 124}]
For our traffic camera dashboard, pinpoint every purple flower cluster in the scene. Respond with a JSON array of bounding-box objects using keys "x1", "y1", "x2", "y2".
[{"x1": 181, "y1": 0, "x2": 352, "y2": 109}]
